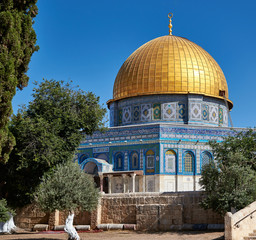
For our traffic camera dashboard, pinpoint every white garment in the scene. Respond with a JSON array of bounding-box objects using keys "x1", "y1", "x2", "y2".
[
  {"x1": 64, "y1": 213, "x2": 80, "y2": 240},
  {"x1": 0, "y1": 213, "x2": 16, "y2": 233}
]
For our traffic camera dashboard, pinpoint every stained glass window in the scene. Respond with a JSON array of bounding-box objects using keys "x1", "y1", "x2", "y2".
[
  {"x1": 201, "y1": 152, "x2": 212, "y2": 167},
  {"x1": 165, "y1": 150, "x2": 176, "y2": 172},
  {"x1": 184, "y1": 152, "x2": 193, "y2": 172},
  {"x1": 146, "y1": 150, "x2": 154, "y2": 169}
]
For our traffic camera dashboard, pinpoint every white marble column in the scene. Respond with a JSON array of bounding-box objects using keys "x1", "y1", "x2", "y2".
[
  {"x1": 99, "y1": 173, "x2": 104, "y2": 192},
  {"x1": 142, "y1": 175, "x2": 146, "y2": 192},
  {"x1": 108, "y1": 175, "x2": 112, "y2": 194},
  {"x1": 131, "y1": 173, "x2": 136, "y2": 193},
  {"x1": 122, "y1": 174, "x2": 127, "y2": 193}
]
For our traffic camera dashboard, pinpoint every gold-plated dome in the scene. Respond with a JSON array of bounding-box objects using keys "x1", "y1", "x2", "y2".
[{"x1": 109, "y1": 35, "x2": 233, "y2": 109}]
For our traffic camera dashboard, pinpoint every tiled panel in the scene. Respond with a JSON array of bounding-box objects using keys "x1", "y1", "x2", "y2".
[
  {"x1": 141, "y1": 104, "x2": 152, "y2": 121},
  {"x1": 202, "y1": 104, "x2": 209, "y2": 121},
  {"x1": 190, "y1": 103, "x2": 201, "y2": 120},
  {"x1": 133, "y1": 105, "x2": 140, "y2": 122},
  {"x1": 122, "y1": 106, "x2": 131, "y2": 124},
  {"x1": 209, "y1": 105, "x2": 218, "y2": 123},
  {"x1": 162, "y1": 102, "x2": 176, "y2": 120},
  {"x1": 153, "y1": 103, "x2": 161, "y2": 120}
]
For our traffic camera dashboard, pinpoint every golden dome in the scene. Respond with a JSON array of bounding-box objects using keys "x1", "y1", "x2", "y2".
[{"x1": 109, "y1": 35, "x2": 233, "y2": 109}]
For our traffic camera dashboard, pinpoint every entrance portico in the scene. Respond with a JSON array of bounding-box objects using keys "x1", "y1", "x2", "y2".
[{"x1": 79, "y1": 158, "x2": 143, "y2": 194}]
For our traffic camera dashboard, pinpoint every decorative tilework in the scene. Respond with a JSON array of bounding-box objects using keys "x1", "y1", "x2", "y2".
[
  {"x1": 202, "y1": 104, "x2": 209, "y2": 121},
  {"x1": 190, "y1": 103, "x2": 201, "y2": 120},
  {"x1": 162, "y1": 103, "x2": 176, "y2": 120},
  {"x1": 153, "y1": 103, "x2": 161, "y2": 120},
  {"x1": 141, "y1": 104, "x2": 152, "y2": 121},
  {"x1": 177, "y1": 103, "x2": 186, "y2": 119},
  {"x1": 178, "y1": 149, "x2": 182, "y2": 173},
  {"x1": 110, "y1": 109, "x2": 114, "y2": 127},
  {"x1": 223, "y1": 108, "x2": 228, "y2": 126},
  {"x1": 160, "y1": 145, "x2": 164, "y2": 173},
  {"x1": 124, "y1": 152, "x2": 128, "y2": 170},
  {"x1": 133, "y1": 105, "x2": 140, "y2": 122},
  {"x1": 123, "y1": 106, "x2": 131, "y2": 124},
  {"x1": 140, "y1": 149, "x2": 144, "y2": 169},
  {"x1": 196, "y1": 150, "x2": 200, "y2": 174},
  {"x1": 209, "y1": 105, "x2": 218, "y2": 123},
  {"x1": 118, "y1": 109, "x2": 122, "y2": 125},
  {"x1": 219, "y1": 107, "x2": 223, "y2": 124}
]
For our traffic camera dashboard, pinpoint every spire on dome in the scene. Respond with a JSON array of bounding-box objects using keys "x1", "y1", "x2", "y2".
[{"x1": 168, "y1": 13, "x2": 173, "y2": 35}]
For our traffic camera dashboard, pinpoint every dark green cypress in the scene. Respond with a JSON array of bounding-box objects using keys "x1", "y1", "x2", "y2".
[{"x1": 0, "y1": 0, "x2": 39, "y2": 162}]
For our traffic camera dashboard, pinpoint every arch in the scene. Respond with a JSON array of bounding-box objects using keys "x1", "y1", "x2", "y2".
[
  {"x1": 83, "y1": 161, "x2": 98, "y2": 175},
  {"x1": 201, "y1": 151, "x2": 213, "y2": 167},
  {"x1": 165, "y1": 149, "x2": 176, "y2": 173},
  {"x1": 80, "y1": 158, "x2": 113, "y2": 174},
  {"x1": 130, "y1": 151, "x2": 139, "y2": 170},
  {"x1": 146, "y1": 149, "x2": 154, "y2": 156},
  {"x1": 146, "y1": 150, "x2": 155, "y2": 169},
  {"x1": 184, "y1": 151, "x2": 195, "y2": 173},
  {"x1": 114, "y1": 152, "x2": 124, "y2": 170}
]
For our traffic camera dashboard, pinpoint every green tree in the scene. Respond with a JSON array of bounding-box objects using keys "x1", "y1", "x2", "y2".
[
  {"x1": 0, "y1": 0, "x2": 39, "y2": 162},
  {"x1": 0, "y1": 199, "x2": 13, "y2": 222},
  {"x1": 200, "y1": 130, "x2": 256, "y2": 216},
  {"x1": 0, "y1": 79, "x2": 106, "y2": 207},
  {"x1": 34, "y1": 161, "x2": 99, "y2": 213}
]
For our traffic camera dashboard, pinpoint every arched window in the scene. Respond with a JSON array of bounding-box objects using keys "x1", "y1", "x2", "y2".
[
  {"x1": 184, "y1": 152, "x2": 194, "y2": 173},
  {"x1": 165, "y1": 150, "x2": 176, "y2": 173},
  {"x1": 146, "y1": 150, "x2": 155, "y2": 169},
  {"x1": 115, "y1": 153, "x2": 123, "y2": 170},
  {"x1": 201, "y1": 151, "x2": 212, "y2": 167},
  {"x1": 130, "y1": 152, "x2": 139, "y2": 170}
]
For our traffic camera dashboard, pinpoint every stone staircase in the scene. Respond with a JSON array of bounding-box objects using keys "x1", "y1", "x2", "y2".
[
  {"x1": 225, "y1": 201, "x2": 256, "y2": 240},
  {"x1": 244, "y1": 230, "x2": 256, "y2": 240}
]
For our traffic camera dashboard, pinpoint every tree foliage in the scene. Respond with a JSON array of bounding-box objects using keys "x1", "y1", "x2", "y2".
[
  {"x1": 0, "y1": 79, "x2": 106, "y2": 207},
  {"x1": 0, "y1": 0, "x2": 39, "y2": 162},
  {"x1": 200, "y1": 129, "x2": 256, "y2": 215},
  {"x1": 34, "y1": 161, "x2": 99, "y2": 213},
  {"x1": 0, "y1": 199, "x2": 14, "y2": 222}
]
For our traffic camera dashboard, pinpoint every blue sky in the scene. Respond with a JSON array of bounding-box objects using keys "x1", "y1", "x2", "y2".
[{"x1": 12, "y1": 0, "x2": 256, "y2": 128}]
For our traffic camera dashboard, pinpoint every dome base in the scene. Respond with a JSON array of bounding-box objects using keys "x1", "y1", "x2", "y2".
[{"x1": 109, "y1": 94, "x2": 229, "y2": 127}]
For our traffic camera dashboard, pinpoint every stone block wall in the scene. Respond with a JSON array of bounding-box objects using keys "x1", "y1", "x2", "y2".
[
  {"x1": 14, "y1": 192, "x2": 223, "y2": 231},
  {"x1": 100, "y1": 192, "x2": 223, "y2": 231},
  {"x1": 14, "y1": 203, "x2": 49, "y2": 230},
  {"x1": 101, "y1": 195, "x2": 136, "y2": 224}
]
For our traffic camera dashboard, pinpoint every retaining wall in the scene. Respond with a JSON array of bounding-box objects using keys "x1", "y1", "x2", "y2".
[{"x1": 15, "y1": 191, "x2": 223, "y2": 231}]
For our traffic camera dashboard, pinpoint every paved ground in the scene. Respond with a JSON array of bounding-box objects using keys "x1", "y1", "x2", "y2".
[{"x1": 0, "y1": 230, "x2": 224, "y2": 240}]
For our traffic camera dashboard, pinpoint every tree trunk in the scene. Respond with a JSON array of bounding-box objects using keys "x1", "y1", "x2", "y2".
[{"x1": 64, "y1": 211, "x2": 80, "y2": 240}]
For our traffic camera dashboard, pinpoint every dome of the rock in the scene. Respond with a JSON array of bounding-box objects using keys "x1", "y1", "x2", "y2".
[{"x1": 109, "y1": 35, "x2": 232, "y2": 109}]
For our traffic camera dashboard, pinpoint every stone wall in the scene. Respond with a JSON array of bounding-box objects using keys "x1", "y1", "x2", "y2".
[
  {"x1": 101, "y1": 192, "x2": 223, "y2": 231},
  {"x1": 15, "y1": 192, "x2": 223, "y2": 231},
  {"x1": 14, "y1": 203, "x2": 49, "y2": 230}
]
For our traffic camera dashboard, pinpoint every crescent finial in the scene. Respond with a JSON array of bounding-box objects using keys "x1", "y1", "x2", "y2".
[
  {"x1": 168, "y1": 13, "x2": 173, "y2": 35},
  {"x1": 168, "y1": 13, "x2": 173, "y2": 19}
]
